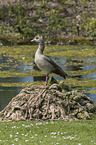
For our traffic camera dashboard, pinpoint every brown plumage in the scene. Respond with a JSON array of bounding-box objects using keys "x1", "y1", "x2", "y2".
[{"x1": 43, "y1": 56, "x2": 67, "y2": 79}]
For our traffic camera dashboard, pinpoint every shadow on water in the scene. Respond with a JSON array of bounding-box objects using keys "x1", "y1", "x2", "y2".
[
  {"x1": 66, "y1": 58, "x2": 84, "y2": 71},
  {"x1": 0, "y1": 86, "x2": 22, "y2": 111},
  {"x1": 86, "y1": 93, "x2": 96, "y2": 104},
  {"x1": 0, "y1": 54, "x2": 96, "y2": 111},
  {"x1": 85, "y1": 88, "x2": 96, "y2": 104},
  {"x1": 0, "y1": 76, "x2": 46, "y2": 83}
]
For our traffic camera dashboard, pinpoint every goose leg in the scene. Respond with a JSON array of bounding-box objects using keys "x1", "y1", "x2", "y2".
[
  {"x1": 40, "y1": 75, "x2": 48, "y2": 88},
  {"x1": 45, "y1": 75, "x2": 48, "y2": 86}
]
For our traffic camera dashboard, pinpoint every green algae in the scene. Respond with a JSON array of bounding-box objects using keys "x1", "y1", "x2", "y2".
[
  {"x1": 48, "y1": 45, "x2": 96, "y2": 60},
  {"x1": 0, "y1": 45, "x2": 36, "y2": 63},
  {"x1": 87, "y1": 90, "x2": 96, "y2": 94},
  {"x1": 0, "y1": 70, "x2": 44, "y2": 78},
  {"x1": 0, "y1": 81, "x2": 43, "y2": 88},
  {"x1": 0, "y1": 45, "x2": 96, "y2": 95},
  {"x1": 64, "y1": 78, "x2": 96, "y2": 90}
]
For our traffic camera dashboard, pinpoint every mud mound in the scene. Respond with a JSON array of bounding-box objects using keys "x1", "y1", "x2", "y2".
[{"x1": 0, "y1": 80, "x2": 96, "y2": 121}]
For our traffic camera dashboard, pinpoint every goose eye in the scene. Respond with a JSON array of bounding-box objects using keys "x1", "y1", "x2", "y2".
[{"x1": 36, "y1": 36, "x2": 38, "y2": 39}]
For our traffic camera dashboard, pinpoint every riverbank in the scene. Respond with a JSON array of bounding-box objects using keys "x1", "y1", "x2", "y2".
[{"x1": 0, "y1": 0, "x2": 96, "y2": 45}]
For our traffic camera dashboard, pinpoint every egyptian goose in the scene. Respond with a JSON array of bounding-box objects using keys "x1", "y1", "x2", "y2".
[{"x1": 31, "y1": 36, "x2": 67, "y2": 87}]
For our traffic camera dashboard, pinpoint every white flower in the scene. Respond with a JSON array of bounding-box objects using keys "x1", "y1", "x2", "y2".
[
  {"x1": 25, "y1": 133, "x2": 28, "y2": 136},
  {"x1": 10, "y1": 134, "x2": 12, "y2": 138},
  {"x1": 75, "y1": 134, "x2": 77, "y2": 136},
  {"x1": 22, "y1": 124, "x2": 25, "y2": 126},
  {"x1": 12, "y1": 126, "x2": 16, "y2": 129},
  {"x1": 14, "y1": 138, "x2": 18, "y2": 141},
  {"x1": 25, "y1": 140, "x2": 29, "y2": 142},
  {"x1": 51, "y1": 132, "x2": 56, "y2": 135}
]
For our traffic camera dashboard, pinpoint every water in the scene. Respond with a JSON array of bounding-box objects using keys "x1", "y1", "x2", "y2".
[
  {"x1": 0, "y1": 86, "x2": 22, "y2": 111},
  {"x1": 0, "y1": 51, "x2": 96, "y2": 111}
]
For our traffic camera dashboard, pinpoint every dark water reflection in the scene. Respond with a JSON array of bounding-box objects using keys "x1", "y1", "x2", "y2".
[
  {"x1": 85, "y1": 93, "x2": 96, "y2": 104},
  {"x1": 82, "y1": 73, "x2": 96, "y2": 80},
  {"x1": 85, "y1": 88, "x2": 96, "y2": 103},
  {"x1": 0, "y1": 76, "x2": 46, "y2": 84},
  {"x1": 0, "y1": 54, "x2": 96, "y2": 111},
  {"x1": 0, "y1": 87, "x2": 22, "y2": 111}
]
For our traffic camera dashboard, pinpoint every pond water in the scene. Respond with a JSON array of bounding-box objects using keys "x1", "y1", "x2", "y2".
[{"x1": 0, "y1": 46, "x2": 96, "y2": 111}]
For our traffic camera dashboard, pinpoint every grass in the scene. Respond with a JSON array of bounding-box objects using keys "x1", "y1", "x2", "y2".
[{"x1": 0, "y1": 120, "x2": 96, "y2": 145}]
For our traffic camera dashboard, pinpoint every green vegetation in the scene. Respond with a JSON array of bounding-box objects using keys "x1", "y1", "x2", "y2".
[
  {"x1": 0, "y1": 120, "x2": 96, "y2": 144},
  {"x1": 0, "y1": 44, "x2": 96, "y2": 94},
  {"x1": 0, "y1": 0, "x2": 96, "y2": 45},
  {"x1": 0, "y1": 1, "x2": 96, "y2": 143}
]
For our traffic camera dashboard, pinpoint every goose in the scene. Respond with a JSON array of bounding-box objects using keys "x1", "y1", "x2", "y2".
[{"x1": 31, "y1": 36, "x2": 67, "y2": 87}]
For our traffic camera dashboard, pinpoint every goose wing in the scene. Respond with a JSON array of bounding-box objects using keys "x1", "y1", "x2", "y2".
[{"x1": 43, "y1": 55, "x2": 67, "y2": 79}]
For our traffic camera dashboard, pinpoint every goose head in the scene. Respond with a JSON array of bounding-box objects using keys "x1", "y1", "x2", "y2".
[
  {"x1": 31, "y1": 36, "x2": 43, "y2": 43},
  {"x1": 31, "y1": 36, "x2": 45, "y2": 51}
]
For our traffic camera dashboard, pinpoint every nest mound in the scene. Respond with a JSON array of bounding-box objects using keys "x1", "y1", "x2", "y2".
[{"x1": 0, "y1": 80, "x2": 96, "y2": 121}]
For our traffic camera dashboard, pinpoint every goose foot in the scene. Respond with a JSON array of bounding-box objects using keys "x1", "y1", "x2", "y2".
[
  {"x1": 40, "y1": 85, "x2": 46, "y2": 88},
  {"x1": 40, "y1": 76, "x2": 48, "y2": 88}
]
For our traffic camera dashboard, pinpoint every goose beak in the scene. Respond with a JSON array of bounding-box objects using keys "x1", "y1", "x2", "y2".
[{"x1": 31, "y1": 39, "x2": 35, "y2": 42}]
